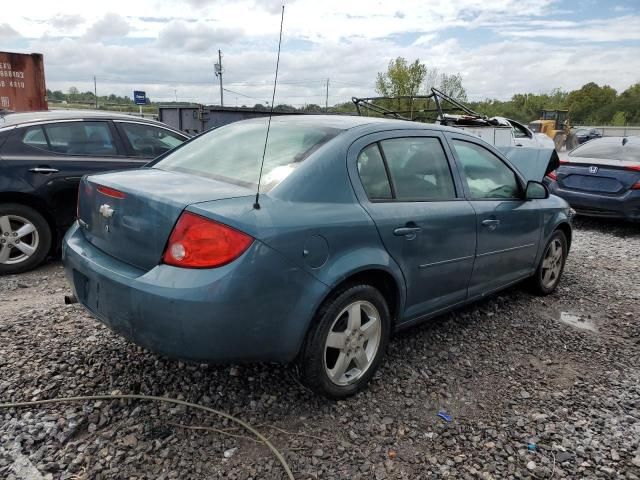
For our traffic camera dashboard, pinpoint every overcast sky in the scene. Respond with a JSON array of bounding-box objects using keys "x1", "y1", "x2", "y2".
[{"x1": 2, "y1": 0, "x2": 639, "y2": 106}]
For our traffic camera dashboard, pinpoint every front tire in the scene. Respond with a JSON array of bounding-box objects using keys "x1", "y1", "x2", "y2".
[
  {"x1": 301, "y1": 284, "x2": 391, "y2": 399},
  {"x1": 529, "y1": 230, "x2": 567, "y2": 295},
  {"x1": 0, "y1": 203, "x2": 52, "y2": 275}
]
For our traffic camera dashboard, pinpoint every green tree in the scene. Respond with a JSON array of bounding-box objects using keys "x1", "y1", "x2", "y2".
[
  {"x1": 375, "y1": 57, "x2": 427, "y2": 97},
  {"x1": 566, "y1": 82, "x2": 617, "y2": 124},
  {"x1": 438, "y1": 73, "x2": 467, "y2": 101},
  {"x1": 611, "y1": 111, "x2": 626, "y2": 126}
]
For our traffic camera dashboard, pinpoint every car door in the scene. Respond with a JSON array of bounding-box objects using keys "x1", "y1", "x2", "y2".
[
  {"x1": 1, "y1": 120, "x2": 145, "y2": 229},
  {"x1": 349, "y1": 130, "x2": 477, "y2": 322},
  {"x1": 446, "y1": 135, "x2": 542, "y2": 297},
  {"x1": 114, "y1": 121, "x2": 187, "y2": 160}
]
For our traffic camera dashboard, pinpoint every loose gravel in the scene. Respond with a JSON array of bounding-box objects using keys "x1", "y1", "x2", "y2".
[{"x1": 1, "y1": 218, "x2": 639, "y2": 479}]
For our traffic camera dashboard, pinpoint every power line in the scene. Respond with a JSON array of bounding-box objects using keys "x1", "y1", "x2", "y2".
[{"x1": 222, "y1": 87, "x2": 269, "y2": 104}]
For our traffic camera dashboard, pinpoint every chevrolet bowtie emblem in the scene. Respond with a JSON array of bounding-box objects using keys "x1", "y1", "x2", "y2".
[{"x1": 99, "y1": 204, "x2": 115, "y2": 218}]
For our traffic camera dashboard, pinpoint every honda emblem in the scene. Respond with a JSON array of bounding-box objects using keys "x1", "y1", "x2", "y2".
[{"x1": 588, "y1": 166, "x2": 599, "y2": 174}]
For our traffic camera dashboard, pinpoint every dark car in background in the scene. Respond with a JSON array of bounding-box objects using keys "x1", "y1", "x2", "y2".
[
  {"x1": 547, "y1": 137, "x2": 640, "y2": 221},
  {"x1": 0, "y1": 110, "x2": 188, "y2": 274},
  {"x1": 573, "y1": 128, "x2": 603, "y2": 145}
]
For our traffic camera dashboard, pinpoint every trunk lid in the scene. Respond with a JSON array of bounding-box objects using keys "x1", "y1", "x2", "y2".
[
  {"x1": 557, "y1": 157, "x2": 640, "y2": 194},
  {"x1": 78, "y1": 168, "x2": 253, "y2": 271}
]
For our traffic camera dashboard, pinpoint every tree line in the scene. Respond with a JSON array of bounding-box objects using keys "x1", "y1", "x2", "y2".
[
  {"x1": 332, "y1": 57, "x2": 640, "y2": 126},
  {"x1": 46, "y1": 58, "x2": 640, "y2": 126}
]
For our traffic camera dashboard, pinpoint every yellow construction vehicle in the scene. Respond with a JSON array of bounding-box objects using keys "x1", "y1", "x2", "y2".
[{"x1": 528, "y1": 110, "x2": 578, "y2": 151}]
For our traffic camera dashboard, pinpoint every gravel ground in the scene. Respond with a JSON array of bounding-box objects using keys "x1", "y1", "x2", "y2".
[{"x1": 1, "y1": 218, "x2": 639, "y2": 480}]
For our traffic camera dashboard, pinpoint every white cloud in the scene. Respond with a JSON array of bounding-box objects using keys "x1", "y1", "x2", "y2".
[
  {"x1": 84, "y1": 13, "x2": 130, "y2": 40},
  {"x1": 500, "y1": 15, "x2": 640, "y2": 42},
  {"x1": 157, "y1": 21, "x2": 243, "y2": 52},
  {"x1": 0, "y1": 23, "x2": 20, "y2": 40},
  {"x1": 1, "y1": 0, "x2": 637, "y2": 105},
  {"x1": 49, "y1": 14, "x2": 85, "y2": 31}
]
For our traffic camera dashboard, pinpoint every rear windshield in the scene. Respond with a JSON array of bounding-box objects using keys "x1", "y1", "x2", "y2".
[
  {"x1": 569, "y1": 140, "x2": 639, "y2": 162},
  {"x1": 154, "y1": 119, "x2": 342, "y2": 191}
]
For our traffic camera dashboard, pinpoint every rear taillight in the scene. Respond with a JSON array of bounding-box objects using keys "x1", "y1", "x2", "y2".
[
  {"x1": 632, "y1": 181, "x2": 640, "y2": 190},
  {"x1": 626, "y1": 165, "x2": 640, "y2": 172},
  {"x1": 162, "y1": 212, "x2": 253, "y2": 268},
  {"x1": 547, "y1": 171, "x2": 557, "y2": 181},
  {"x1": 97, "y1": 185, "x2": 126, "y2": 199},
  {"x1": 77, "y1": 183, "x2": 93, "y2": 219}
]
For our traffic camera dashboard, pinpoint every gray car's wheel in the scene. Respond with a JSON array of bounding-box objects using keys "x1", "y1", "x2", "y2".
[
  {"x1": 529, "y1": 230, "x2": 567, "y2": 295},
  {"x1": 301, "y1": 284, "x2": 391, "y2": 399},
  {"x1": 0, "y1": 204, "x2": 52, "y2": 275}
]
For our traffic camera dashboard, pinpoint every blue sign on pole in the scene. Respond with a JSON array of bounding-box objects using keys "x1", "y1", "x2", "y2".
[{"x1": 133, "y1": 91, "x2": 146, "y2": 105}]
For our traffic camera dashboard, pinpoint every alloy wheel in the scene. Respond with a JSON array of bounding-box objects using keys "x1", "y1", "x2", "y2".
[
  {"x1": 0, "y1": 215, "x2": 40, "y2": 266},
  {"x1": 541, "y1": 238, "x2": 563, "y2": 289},
  {"x1": 323, "y1": 300, "x2": 382, "y2": 386}
]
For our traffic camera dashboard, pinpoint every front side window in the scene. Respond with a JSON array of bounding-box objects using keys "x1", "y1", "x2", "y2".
[
  {"x1": 452, "y1": 140, "x2": 520, "y2": 199},
  {"x1": 36, "y1": 122, "x2": 118, "y2": 156},
  {"x1": 380, "y1": 137, "x2": 456, "y2": 201},
  {"x1": 118, "y1": 122, "x2": 185, "y2": 157},
  {"x1": 510, "y1": 120, "x2": 531, "y2": 139}
]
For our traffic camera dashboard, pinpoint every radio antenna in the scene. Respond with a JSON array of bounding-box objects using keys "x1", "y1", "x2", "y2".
[{"x1": 254, "y1": 5, "x2": 285, "y2": 210}]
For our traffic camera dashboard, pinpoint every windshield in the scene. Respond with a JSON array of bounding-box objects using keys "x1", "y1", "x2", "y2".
[
  {"x1": 569, "y1": 139, "x2": 639, "y2": 162},
  {"x1": 154, "y1": 119, "x2": 341, "y2": 191}
]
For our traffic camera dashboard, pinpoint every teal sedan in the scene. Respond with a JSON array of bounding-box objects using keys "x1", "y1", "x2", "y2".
[{"x1": 63, "y1": 115, "x2": 573, "y2": 398}]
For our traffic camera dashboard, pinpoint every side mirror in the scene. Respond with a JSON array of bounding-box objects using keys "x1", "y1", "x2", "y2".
[{"x1": 525, "y1": 180, "x2": 549, "y2": 200}]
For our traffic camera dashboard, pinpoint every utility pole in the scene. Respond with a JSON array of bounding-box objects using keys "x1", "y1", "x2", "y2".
[
  {"x1": 325, "y1": 78, "x2": 329, "y2": 111},
  {"x1": 174, "y1": 89, "x2": 177, "y2": 102},
  {"x1": 215, "y1": 50, "x2": 224, "y2": 107},
  {"x1": 94, "y1": 75, "x2": 98, "y2": 109}
]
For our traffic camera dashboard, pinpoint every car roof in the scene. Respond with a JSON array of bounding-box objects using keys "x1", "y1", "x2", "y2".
[
  {"x1": 234, "y1": 114, "x2": 467, "y2": 134},
  {"x1": 0, "y1": 109, "x2": 172, "y2": 129}
]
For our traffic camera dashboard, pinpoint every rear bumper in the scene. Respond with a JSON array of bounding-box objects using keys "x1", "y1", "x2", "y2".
[
  {"x1": 62, "y1": 222, "x2": 328, "y2": 363},
  {"x1": 548, "y1": 185, "x2": 640, "y2": 221}
]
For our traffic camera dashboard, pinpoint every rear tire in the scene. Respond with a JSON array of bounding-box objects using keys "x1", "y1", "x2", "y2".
[
  {"x1": 0, "y1": 203, "x2": 52, "y2": 275},
  {"x1": 300, "y1": 284, "x2": 391, "y2": 399},
  {"x1": 529, "y1": 230, "x2": 567, "y2": 296}
]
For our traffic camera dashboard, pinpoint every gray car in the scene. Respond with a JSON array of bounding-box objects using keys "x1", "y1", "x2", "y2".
[{"x1": 547, "y1": 137, "x2": 640, "y2": 221}]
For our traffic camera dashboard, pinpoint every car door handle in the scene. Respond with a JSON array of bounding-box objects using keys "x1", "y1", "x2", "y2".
[
  {"x1": 481, "y1": 219, "x2": 501, "y2": 228},
  {"x1": 393, "y1": 226, "x2": 422, "y2": 236},
  {"x1": 29, "y1": 167, "x2": 59, "y2": 174}
]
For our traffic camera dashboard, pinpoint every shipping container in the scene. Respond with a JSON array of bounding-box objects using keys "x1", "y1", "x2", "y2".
[
  {"x1": 0, "y1": 51, "x2": 47, "y2": 112},
  {"x1": 158, "y1": 104, "x2": 305, "y2": 134}
]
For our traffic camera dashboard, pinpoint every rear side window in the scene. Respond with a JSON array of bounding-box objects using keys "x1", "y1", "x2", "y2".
[
  {"x1": 452, "y1": 140, "x2": 520, "y2": 199},
  {"x1": 22, "y1": 122, "x2": 117, "y2": 156},
  {"x1": 117, "y1": 122, "x2": 185, "y2": 158},
  {"x1": 22, "y1": 126, "x2": 48, "y2": 148},
  {"x1": 44, "y1": 122, "x2": 117, "y2": 155},
  {"x1": 380, "y1": 137, "x2": 456, "y2": 201},
  {"x1": 356, "y1": 144, "x2": 392, "y2": 200},
  {"x1": 570, "y1": 140, "x2": 640, "y2": 162}
]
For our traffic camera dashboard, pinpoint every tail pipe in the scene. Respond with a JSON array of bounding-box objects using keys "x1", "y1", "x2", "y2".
[{"x1": 64, "y1": 295, "x2": 78, "y2": 305}]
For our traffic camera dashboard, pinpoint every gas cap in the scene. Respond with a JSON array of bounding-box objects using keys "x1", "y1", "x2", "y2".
[{"x1": 302, "y1": 235, "x2": 329, "y2": 268}]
